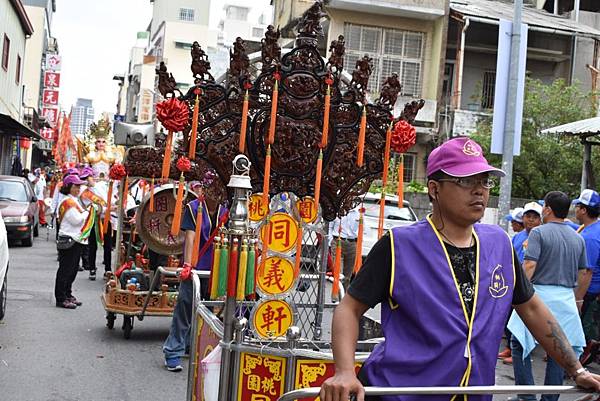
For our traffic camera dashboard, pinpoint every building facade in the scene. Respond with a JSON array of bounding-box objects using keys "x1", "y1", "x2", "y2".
[
  {"x1": 22, "y1": 0, "x2": 57, "y2": 169},
  {"x1": 0, "y1": 0, "x2": 35, "y2": 175},
  {"x1": 273, "y1": 0, "x2": 449, "y2": 184},
  {"x1": 444, "y1": 0, "x2": 600, "y2": 137},
  {"x1": 70, "y1": 98, "x2": 94, "y2": 136}
]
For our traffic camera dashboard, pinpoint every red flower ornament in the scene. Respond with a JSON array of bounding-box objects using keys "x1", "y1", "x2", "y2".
[
  {"x1": 109, "y1": 163, "x2": 127, "y2": 181},
  {"x1": 156, "y1": 97, "x2": 189, "y2": 132},
  {"x1": 391, "y1": 120, "x2": 416, "y2": 154},
  {"x1": 176, "y1": 156, "x2": 191, "y2": 173}
]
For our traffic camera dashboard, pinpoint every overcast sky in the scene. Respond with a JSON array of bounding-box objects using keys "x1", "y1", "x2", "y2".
[{"x1": 52, "y1": 0, "x2": 153, "y2": 118}]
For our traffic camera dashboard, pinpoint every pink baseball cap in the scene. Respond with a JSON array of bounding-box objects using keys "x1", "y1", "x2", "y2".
[
  {"x1": 427, "y1": 137, "x2": 505, "y2": 178},
  {"x1": 63, "y1": 174, "x2": 86, "y2": 186},
  {"x1": 79, "y1": 166, "x2": 95, "y2": 179}
]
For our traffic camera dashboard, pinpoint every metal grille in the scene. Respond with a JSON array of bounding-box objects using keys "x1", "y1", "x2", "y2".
[
  {"x1": 402, "y1": 153, "x2": 416, "y2": 182},
  {"x1": 344, "y1": 23, "x2": 425, "y2": 97},
  {"x1": 178, "y1": 8, "x2": 194, "y2": 22},
  {"x1": 481, "y1": 70, "x2": 496, "y2": 110}
]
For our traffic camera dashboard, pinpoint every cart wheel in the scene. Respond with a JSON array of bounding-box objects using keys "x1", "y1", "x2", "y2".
[
  {"x1": 106, "y1": 312, "x2": 116, "y2": 329},
  {"x1": 122, "y1": 316, "x2": 133, "y2": 339}
]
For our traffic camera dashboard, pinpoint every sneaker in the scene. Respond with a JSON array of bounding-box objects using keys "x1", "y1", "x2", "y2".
[
  {"x1": 77, "y1": 266, "x2": 84, "y2": 272},
  {"x1": 89, "y1": 270, "x2": 96, "y2": 281},
  {"x1": 502, "y1": 356, "x2": 512, "y2": 365},
  {"x1": 67, "y1": 297, "x2": 82, "y2": 306},
  {"x1": 56, "y1": 300, "x2": 77, "y2": 309},
  {"x1": 498, "y1": 347, "x2": 511, "y2": 359},
  {"x1": 165, "y1": 358, "x2": 183, "y2": 372}
]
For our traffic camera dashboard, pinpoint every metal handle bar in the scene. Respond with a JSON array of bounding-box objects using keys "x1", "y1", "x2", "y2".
[
  {"x1": 277, "y1": 385, "x2": 596, "y2": 401},
  {"x1": 138, "y1": 266, "x2": 181, "y2": 319}
]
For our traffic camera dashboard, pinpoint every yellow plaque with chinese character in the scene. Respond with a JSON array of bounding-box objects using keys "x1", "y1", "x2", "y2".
[
  {"x1": 296, "y1": 197, "x2": 318, "y2": 224},
  {"x1": 260, "y1": 212, "x2": 298, "y2": 253},
  {"x1": 237, "y1": 352, "x2": 287, "y2": 401},
  {"x1": 252, "y1": 299, "x2": 294, "y2": 339},
  {"x1": 249, "y1": 193, "x2": 270, "y2": 222},
  {"x1": 257, "y1": 256, "x2": 296, "y2": 296}
]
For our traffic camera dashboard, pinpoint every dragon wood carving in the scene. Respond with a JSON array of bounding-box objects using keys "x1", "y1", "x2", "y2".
[{"x1": 125, "y1": 0, "x2": 425, "y2": 220}]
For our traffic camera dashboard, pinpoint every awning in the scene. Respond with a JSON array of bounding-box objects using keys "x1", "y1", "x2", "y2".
[
  {"x1": 541, "y1": 117, "x2": 600, "y2": 137},
  {"x1": 450, "y1": 0, "x2": 600, "y2": 38},
  {"x1": 0, "y1": 113, "x2": 44, "y2": 141}
]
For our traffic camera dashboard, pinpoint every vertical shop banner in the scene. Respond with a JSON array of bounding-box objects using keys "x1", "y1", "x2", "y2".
[
  {"x1": 44, "y1": 71, "x2": 61, "y2": 88},
  {"x1": 41, "y1": 107, "x2": 59, "y2": 126},
  {"x1": 43, "y1": 89, "x2": 59, "y2": 106}
]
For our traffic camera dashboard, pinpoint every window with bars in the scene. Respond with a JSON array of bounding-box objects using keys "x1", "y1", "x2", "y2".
[
  {"x1": 402, "y1": 153, "x2": 416, "y2": 182},
  {"x1": 481, "y1": 71, "x2": 496, "y2": 110},
  {"x1": 179, "y1": 8, "x2": 195, "y2": 22},
  {"x1": 343, "y1": 23, "x2": 424, "y2": 97},
  {"x1": 227, "y1": 6, "x2": 249, "y2": 21}
]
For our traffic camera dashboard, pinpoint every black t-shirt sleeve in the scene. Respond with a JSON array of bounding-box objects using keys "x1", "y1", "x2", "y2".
[
  {"x1": 512, "y1": 248, "x2": 535, "y2": 305},
  {"x1": 347, "y1": 234, "x2": 392, "y2": 308},
  {"x1": 347, "y1": 233, "x2": 534, "y2": 308}
]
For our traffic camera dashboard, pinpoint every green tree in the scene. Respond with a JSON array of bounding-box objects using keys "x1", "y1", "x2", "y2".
[{"x1": 471, "y1": 78, "x2": 598, "y2": 199}]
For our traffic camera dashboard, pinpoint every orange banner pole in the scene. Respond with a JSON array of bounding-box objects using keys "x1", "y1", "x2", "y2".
[
  {"x1": 161, "y1": 130, "x2": 174, "y2": 180},
  {"x1": 239, "y1": 90, "x2": 250, "y2": 152},
  {"x1": 268, "y1": 79, "x2": 279, "y2": 145},
  {"x1": 357, "y1": 106, "x2": 367, "y2": 167},
  {"x1": 188, "y1": 94, "x2": 200, "y2": 159}
]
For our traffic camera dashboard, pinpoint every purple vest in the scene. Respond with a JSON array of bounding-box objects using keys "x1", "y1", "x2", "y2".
[
  {"x1": 187, "y1": 200, "x2": 226, "y2": 271},
  {"x1": 361, "y1": 217, "x2": 515, "y2": 401}
]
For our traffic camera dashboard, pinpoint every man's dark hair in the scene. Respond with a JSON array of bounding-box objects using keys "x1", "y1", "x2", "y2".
[
  {"x1": 544, "y1": 191, "x2": 570, "y2": 219},
  {"x1": 426, "y1": 171, "x2": 449, "y2": 202},
  {"x1": 59, "y1": 183, "x2": 72, "y2": 196},
  {"x1": 582, "y1": 204, "x2": 600, "y2": 219}
]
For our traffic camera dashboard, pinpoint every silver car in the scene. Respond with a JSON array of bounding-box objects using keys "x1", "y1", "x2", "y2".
[
  {"x1": 361, "y1": 192, "x2": 418, "y2": 259},
  {"x1": 0, "y1": 210, "x2": 8, "y2": 320}
]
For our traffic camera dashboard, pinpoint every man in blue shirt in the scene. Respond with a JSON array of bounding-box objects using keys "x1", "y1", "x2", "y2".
[
  {"x1": 513, "y1": 202, "x2": 542, "y2": 264},
  {"x1": 574, "y1": 189, "x2": 600, "y2": 364}
]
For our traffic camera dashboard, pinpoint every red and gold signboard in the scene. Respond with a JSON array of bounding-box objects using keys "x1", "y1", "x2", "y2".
[
  {"x1": 249, "y1": 193, "x2": 269, "y2": 222},
  {"x1": 43, "y1": 89, "x2": 59, "y2": 105},
  {"x1": 294, "y1": 360, "x2": 362, "y2": 401},
  {"x1": 296, "y1": 197, "x2": 318, "y2": 224},
  {"x1": 191, "y1": 313, "x2": 221, "y2": 401},
  {"x1": 256, "y1": 256, "x2": 296, "y2": 296},
  {"x1": 238, "y1": 352, "x2": 286, "y2": 401},
  {"x1": 44, "y1": 71, "x2": 61, "y2": 87},
  {"x1": 41, "y1": 107, "x2": 59, "y2": 126},
  {"x1": 260, "y1": 212, "x2": 298, "y2": 253},
  {"x1": 252, "y1": 299, "x2": 294, "y2": 339}
]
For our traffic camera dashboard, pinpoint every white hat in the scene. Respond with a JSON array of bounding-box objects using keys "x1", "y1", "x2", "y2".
[
  {"x1": 511, "y1": 207, "x2": 524, "y2": 223},
  {"x1": 523, "y1": 201, "x2": 543, "y2": 216}
]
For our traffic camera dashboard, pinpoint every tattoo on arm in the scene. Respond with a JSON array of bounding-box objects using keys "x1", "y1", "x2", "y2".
[{"x1": 546, "y1": 319, "x2": 578, "y2": 373}]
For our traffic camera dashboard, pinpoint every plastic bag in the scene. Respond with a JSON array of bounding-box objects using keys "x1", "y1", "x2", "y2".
[{"x1": 201, "y1": 345, "x2": 221, "y2": 401}]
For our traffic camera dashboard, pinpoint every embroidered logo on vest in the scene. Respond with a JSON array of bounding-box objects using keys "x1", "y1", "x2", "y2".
[
  {"x1": 463, "y1": 139, "x2": 481, "y2": 156},
  {"x1": 489, "y1": 264, "x2": 508, "y2": 298}
]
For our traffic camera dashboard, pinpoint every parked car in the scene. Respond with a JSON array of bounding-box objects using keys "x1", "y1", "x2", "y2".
[
  {"x1": 0, "y1": 210, "x2": 8, "y2": 320},
  {"x1": 0, "y1": 175, "x2": 39, "y2": 247},
  {"x1": 361, "y1": 192, "x2": 418, "y2": 258}
]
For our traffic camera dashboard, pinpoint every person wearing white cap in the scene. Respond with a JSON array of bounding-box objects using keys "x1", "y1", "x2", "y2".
[
  {"x1": 504, "y1": 207, "x2": 524, "y2": 235},
  {"x1": 573, "y1": 189, "x2": 600, "y2": 364},
  {"x1": 512, "y1": 202, "x2": 543, "y2": 265}
]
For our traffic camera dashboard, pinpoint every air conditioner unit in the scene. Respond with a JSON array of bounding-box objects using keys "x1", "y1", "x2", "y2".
[{"x1": 114, "y1": 121, "x2": 155, "y2": 147}]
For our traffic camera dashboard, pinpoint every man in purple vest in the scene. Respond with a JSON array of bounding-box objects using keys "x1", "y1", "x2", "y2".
[
  {"x1": 163, "y1": 182, "x2": 227, "y2": 372},
  {"x1": 320, "y1": 137, "x2": 600, "y2": 401}
]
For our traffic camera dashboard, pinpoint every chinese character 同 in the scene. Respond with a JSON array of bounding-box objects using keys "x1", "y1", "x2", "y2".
[{"x1": 270, "y1": 220, "x2": 290, "y2": 247}]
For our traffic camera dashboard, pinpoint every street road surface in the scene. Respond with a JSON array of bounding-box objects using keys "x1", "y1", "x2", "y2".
[{"x1": 0, "y1": 227, "x2": 186, "y2": 401}]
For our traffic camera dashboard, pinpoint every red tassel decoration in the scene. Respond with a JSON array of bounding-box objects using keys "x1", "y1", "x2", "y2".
[
  {"x1": 313, "y1": 149, "x2": 323, "y2": 208},
  {"x1": 188, "y1": 92, "x2": 200, "y2": 159},
  {"x1": 378, "y1": 122, "x2": 393, "y2": 238},
  {"x1": 268, "y1": 76, "x2": 279, "y2": 145},
  {"x1": 191, "y1": 196, "x2": 204, "y2": 266},
  {"x1": 122, "y1": 176, "x2": 129, "y2": 209},
  {"x1": 261, "y1": 145, "x2": 272, "y2": 208},
  {"x1": 320, "y1": 79, "x2": 332, "y2": 148},
  {"x1": 357, "y1": 106, "x2": 367, "y2": 167},
  {"x1": 397, "y1": 155, "x2": 404, "y2": 208},
  {"x1": 149, "y1": 177, "x2": 155, "y2": 213},
  {"x1": 227, "y1": 238, "x2": 239, "y2": 298},
  {"x1": 353, "y1": 207, "x2": 364, "y2": 274},
  {"x1": 170, "y1": 174, "x2": 185, "y2": 236},
  {"x1": 332, "y1": 236, "x2": 342, "y2": 299},
  {"x1": 103, "y1": 182, "x2": 113, "y2": 235},
  {"x1": 161, "y1": 130, "x2": 174, "y2": 180},
  {"x1": 239, "y1": 89, "x2": 250, "y2": 152}
]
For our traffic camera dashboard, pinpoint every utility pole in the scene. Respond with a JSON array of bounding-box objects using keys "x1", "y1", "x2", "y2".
[{"x1": 498, "y1": 0, "x2": 523, "y2": 230}]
